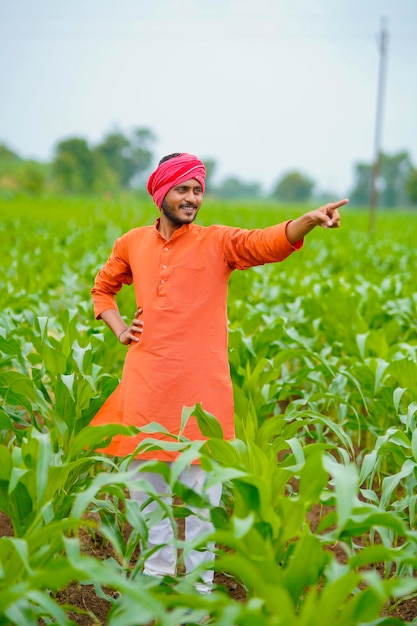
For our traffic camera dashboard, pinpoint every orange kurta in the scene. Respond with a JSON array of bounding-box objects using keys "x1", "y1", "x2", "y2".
[{"x1": 91, "y1": 219, "x2": 302, "y2": 460}]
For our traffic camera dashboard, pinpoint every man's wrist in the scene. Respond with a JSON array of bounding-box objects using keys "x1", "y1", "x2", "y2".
[
  {"x1": 286, "y1": 215, "x2": 315, "y2": 244},
  {"x1": 118, "y1": 328, "x2": 128, "y2": 341}
]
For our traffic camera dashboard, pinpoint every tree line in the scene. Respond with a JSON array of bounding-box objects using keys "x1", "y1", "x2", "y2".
[{"x1": 1, "y1": 127, "x2": 417, "y2": 206}]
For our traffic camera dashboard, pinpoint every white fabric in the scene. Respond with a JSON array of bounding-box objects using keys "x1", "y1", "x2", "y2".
[{"x1": 129, "y1": 460, "x2": 222, "y2": 593}]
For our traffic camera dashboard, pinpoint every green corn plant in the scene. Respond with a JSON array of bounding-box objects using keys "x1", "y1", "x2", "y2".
[
  {"x1": 205, "y1": 437, "x2": 417, "y2": 625},
  {"x1": 0, "y1": 521, "x2": 89, "y2": 625},
  {"x1": 0, "y1": 422, "x2": 136, "y2": 537},
  {"x1": 2, "y1": 200, "x2": 417, "y2": 624},
  {"x1": 1, "y1": 528, "x2": 211, "y2": 626},
  {"x1": 0, "y1": 307, "x2": 123, "y2": 449}
]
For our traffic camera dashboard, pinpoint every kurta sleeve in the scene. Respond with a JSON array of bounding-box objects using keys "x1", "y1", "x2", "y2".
[
  {"x1": 222, "y1": 221, "x2": 303, "y2": 270},
  {"x1": 91, "y1": 235, "x2": 133, "y2": 319}
]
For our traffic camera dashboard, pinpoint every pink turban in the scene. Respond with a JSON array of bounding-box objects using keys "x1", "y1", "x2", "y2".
[{"x1": 147, "y1": 153, "x2": 206, "y2": 209}]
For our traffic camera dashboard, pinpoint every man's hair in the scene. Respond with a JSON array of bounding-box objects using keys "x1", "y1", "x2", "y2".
[{"x1": 158, "y1": 153, "x2": 181, "y2": 166}]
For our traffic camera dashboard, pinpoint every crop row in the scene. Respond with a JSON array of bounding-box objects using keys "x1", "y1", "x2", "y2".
[{"x1": 0, "y1": 199, "x2": 417, "y2": 624}]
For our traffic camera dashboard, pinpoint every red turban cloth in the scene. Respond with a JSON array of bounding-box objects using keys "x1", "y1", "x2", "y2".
[{"x1": 147, "y1": 153, "x2": 206, "y2": 209}]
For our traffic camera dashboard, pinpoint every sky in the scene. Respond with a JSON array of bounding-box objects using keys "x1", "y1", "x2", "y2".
[{"x1": 1, "y1": 0, "x2": 417, "y2": 196}]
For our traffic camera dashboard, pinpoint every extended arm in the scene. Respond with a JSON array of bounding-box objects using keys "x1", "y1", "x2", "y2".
[{"x1": 285, "y1": 199, "x2": 348, "y2": 244}]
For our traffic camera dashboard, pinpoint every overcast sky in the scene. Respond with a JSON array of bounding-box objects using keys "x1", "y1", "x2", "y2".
[{"x1": 1, "y1": 0, "x2": 416, "y2": 195}]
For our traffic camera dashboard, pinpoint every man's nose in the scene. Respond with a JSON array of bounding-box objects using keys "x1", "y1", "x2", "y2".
[{"x1": 185, "y1": 189, "x2": 197, "y2": 203}]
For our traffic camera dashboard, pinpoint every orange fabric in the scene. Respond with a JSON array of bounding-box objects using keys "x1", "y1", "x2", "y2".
[{"x1": 91, "y1": 219, "x2": 303, "y2": 460}]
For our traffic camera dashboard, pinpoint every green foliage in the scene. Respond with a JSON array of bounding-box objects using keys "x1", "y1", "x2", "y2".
[
  {"x1": 0, "y1": 144, "x2": 20, "y2": 161},
  {"x1": 95, "y1": 127, "x2": 156, "y2": 189},
  {"x1": 201, "y1": 157, "x2": 217, "y2": 193},
  {"x1": 215, "y1": 176, "x2": 262, "y2": 199},
  {"x1": 0, "y1": 144, "x2": 47, "y2": 198},
  {"x1": 406, "y1": 167, "x2": 417, "y2": 205},
  {"x1": 1, "y1": 198, "x2": 417, "y2": 623},
  {"x1": 53, "y1": 137, "x2": 109, "y2": 194},
  {"x1": 272, "y1": 171, "x2": 314, "y2": 203},
  {"x1": 51, "y1": 127, "x2": 157, "y2": 195},
  {"x1": 0, "y1": 127, "x2": 156, "y2": 198},
  {"x1": 350, "y1": 151, "x2": 413, "y2": 207}
]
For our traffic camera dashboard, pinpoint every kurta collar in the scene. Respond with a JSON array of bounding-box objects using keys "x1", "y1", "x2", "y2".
[{"x1": 154, "y1": 218, "x2": 193, "y2": 242}]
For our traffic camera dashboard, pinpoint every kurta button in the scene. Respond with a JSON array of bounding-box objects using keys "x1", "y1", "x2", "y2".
[
  {"x1": 163, "y1": 247, "x2": 169, "y2": 251},
  {"x1": 160, "y1": 279, "x2": 165, "y2": 284},
  {"x1": 162, "y1": 264, "x2": 167, "y2": 269}
]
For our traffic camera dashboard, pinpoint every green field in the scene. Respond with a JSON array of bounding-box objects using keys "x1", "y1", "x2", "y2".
[{"x1": 1, "y1": 197, "x2": 417, "y2": 625}]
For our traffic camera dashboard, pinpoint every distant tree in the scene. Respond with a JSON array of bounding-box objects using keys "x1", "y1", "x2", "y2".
[
  {"x1": 95, "y1": 127, "x2": 155, "y2": 189},
  {"x1": 94, "y1": 132, "x2": 131, "y2": 188},
  {"x1": 0, "y1": 143, "x2": 20, "y2": 162},
  {"x1": 18, "y1": 162, "x2": 46, "y2": 196},
  {"x1": 350, "y1": 162, "x2": 371, "y2": 205},
  {"x1": 381, "y1": 151, "x2": 412, "y2": 207},
  {"x1": 216, "y1": 176, "x2": 261, "y2": 199},
  {"x1": 53, "y1": 138, "x2": 102, "y2": 194},
  {"x1": 0, "y1": 143, "x2": 19, "y2": 191},
  {"x1": 201, "y1": 158, "x2": 216, "y2": 193},
  {"x1": 0, "y1": 144, "x2": 46, "y2": 196},
  {"x1": 272, "y1": 171, "x2": 314, "y2": 203},
  {"x1": 406, "y1": 168, "x2": 417, "y2": 205},
  {"x1": 129, "y1": 127, "x2": 156, "y2": 186},
  {"x1": 350, "y1": 151, "x2": 412, "y2": 207}
]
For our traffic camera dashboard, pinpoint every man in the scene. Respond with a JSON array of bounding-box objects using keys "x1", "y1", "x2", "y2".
[{"x1": 91, "y1": 152, "x2": 348, "y2": 591}]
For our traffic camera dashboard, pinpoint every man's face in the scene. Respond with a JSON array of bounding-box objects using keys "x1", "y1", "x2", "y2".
[{"x1": 161, "y1": 178, "x2": 203, "y2": 227}]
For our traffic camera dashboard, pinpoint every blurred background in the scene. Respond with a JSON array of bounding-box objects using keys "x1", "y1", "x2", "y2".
[{"x1": 1, "y1": 0, "x2": 416, "y2": 206}]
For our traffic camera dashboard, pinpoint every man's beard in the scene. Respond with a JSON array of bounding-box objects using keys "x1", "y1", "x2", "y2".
[{"x1": 161, "y1": 199, "x2": 199, "y2": 226}]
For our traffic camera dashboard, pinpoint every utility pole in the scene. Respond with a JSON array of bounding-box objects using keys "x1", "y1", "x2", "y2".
[{"x1": 369, "y1": 17, "x2": 389, "y2": 235}]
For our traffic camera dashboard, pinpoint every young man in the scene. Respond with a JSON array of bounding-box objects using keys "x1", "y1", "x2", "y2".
[{"x1": 91, "y1": 152, "x2": 348, "y2": 590}]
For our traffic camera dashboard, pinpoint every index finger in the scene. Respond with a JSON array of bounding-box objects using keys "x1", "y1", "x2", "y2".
[{"x1": 326, "y1": 198, "x2": 349, "y2": 211}]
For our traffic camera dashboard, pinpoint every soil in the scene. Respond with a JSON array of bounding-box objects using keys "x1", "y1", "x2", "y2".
[{"x1": 1, "y1": 509, "x2": 416, "y2": 625}]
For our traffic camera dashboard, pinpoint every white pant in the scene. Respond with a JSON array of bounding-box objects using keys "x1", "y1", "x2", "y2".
[{"x1": 129, "y1": 460, "x2": 222, "y2": 593}]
